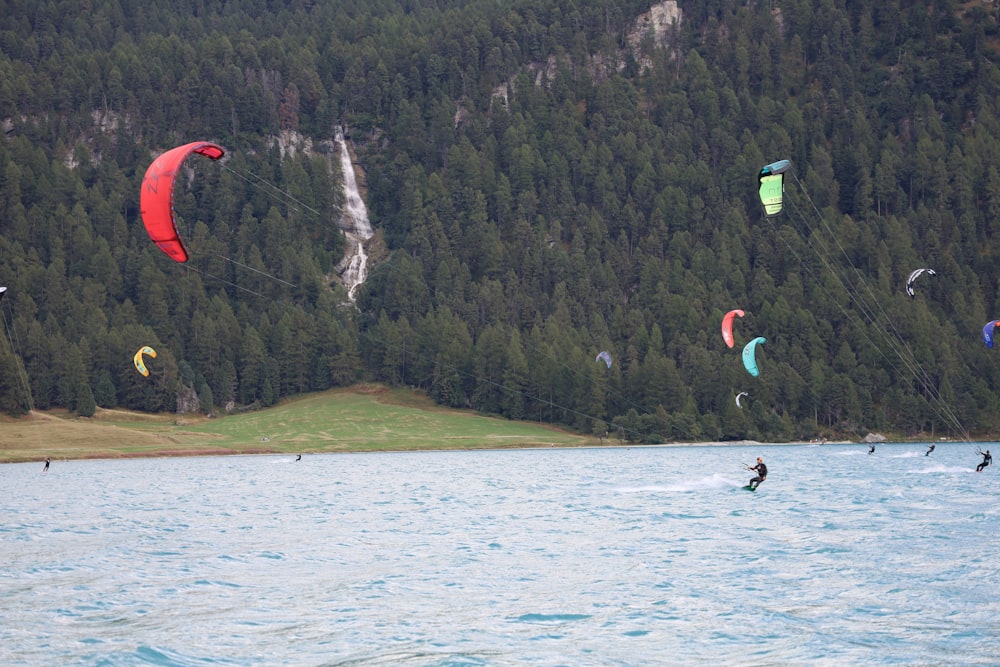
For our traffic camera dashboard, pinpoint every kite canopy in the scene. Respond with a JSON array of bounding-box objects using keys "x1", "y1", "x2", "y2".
[
  {"x1": 758, "y1": 159, "x2": 790, "y2": 216},
  {"x1": 905, "y1": 268, "x2": 936, "y2": 297},
  {"x1": 0, "y1": 286, "x2": 6, "y2": 300},
  {"x1": 984, "y1": 321, "x2": 1000, "y2": 349},
  {"x1": 735, "y1": 391, "x2": 749, "y2": 408},
  {"x1": 742, "y1": 336, "x2": 767, "y2": 377},
  {"x1": 595, "y1": 351, "x2": 612, "y2": 368},
  {"x1": 721, "y1": 309, "x2": 745, "y2": 348},
  {"x1": 133, "y1": 345, "x2": 157, "y2": 377},
  {"x1": 140, "y1": 141, "x2": 225, "y2": 262}
]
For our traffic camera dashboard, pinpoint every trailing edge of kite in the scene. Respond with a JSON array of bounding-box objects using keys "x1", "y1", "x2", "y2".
[{"x1": 140, "y1": 141, "x2": 226, "y2": 263}]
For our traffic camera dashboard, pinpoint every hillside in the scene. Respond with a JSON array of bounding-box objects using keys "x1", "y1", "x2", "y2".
[
  {"x1": 2, "y1": 0, "x2": 1000, "y2": 443},
  {"x1": 0, "y1": 385, "x2": 598, "y2": 463}
]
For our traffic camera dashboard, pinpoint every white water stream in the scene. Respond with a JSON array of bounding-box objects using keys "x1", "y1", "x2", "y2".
[{"x1": 335, "y1": 126, "x2": 373, "y2": 300}]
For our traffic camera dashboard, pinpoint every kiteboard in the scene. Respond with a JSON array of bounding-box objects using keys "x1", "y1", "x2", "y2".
[{"x1": 742, "y1": 485, "x2": 756, "y2": 491}]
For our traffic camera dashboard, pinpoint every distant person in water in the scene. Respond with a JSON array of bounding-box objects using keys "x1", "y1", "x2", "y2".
[
  {"x1": 976, "y1": 449, "x2": 992, "y2": 472},
  {"x1": 747, "y1": 457, "x2": 767, "y2": 489},
  {"x1": 42, "y1": 457, "x2": 50, "y2": 473},
  {"x1": 925, "y1": 444, "x2": 935, "y2": 456},
  {"x1": 868, "y1": 444, "x2": 876, "y2": 455},
  {"x1": 296, "y1": 454, "x2": 301, "y2": 461}
]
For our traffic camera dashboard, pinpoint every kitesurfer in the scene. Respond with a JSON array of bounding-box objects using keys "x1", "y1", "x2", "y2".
[
  {"x1": 925, "y1": 444, "x2": 935, "y2": 456},
  {"x1": 296, "y1": 454, "x2": 301, "y2": 461},
  {"x1": 747, "y1": 457, "x2": 767, "y2": 489},
  {"x1": 42, "y1": 457, "x2": 50, "y2": 473},
  {"x1": 868, "y1": 444, "x2": 875, "y2": 455},
  {"x1": 976, "y1": 449, "x2": 992, "y2": 472}
]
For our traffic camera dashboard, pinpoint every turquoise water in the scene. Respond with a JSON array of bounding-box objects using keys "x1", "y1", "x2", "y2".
[{"x1": 2, "y1": 443, "x2": 998, "y2": 666}]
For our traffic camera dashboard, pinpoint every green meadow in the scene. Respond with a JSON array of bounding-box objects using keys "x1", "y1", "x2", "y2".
[{"x1": 0, "y1": 385, "x2": 600, "y2": 464}]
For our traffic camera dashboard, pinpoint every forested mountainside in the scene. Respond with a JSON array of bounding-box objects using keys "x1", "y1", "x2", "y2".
[{"x1": 2, "y1": 0, "x2": 1000, "y2": 443}]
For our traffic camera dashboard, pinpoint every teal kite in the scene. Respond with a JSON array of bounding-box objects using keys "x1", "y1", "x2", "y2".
[{"x1": 742, "y1": 337, "x2": 767, "y2": 377}]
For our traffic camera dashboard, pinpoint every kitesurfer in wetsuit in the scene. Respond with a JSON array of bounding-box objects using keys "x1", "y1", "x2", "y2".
[
  {"x1": 296, "y1": 454, "x2": 301, "y2": 461},
  {"x1": 748, "y1": 457, "x2": 767, "y2": 489},
  {"x1": 868, "y1": 444, "x2": 875, "y2": 455},
  {"x1": 976, "y1": 449, "x2": 992, "y2": 472},
  {"x1": 42, "y1": 457, "x2": 50, "y2": 472},
  {"x1": 925, "y1": 444, "x2": 935, "y2": 456}
]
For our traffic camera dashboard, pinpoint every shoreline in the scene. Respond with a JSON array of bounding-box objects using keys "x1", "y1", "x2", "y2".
[
  {"x1": 2, "y1": 396, "x2": 986, "y2": 465},
  {"x1": 5, "y1": 438, "x2": 984, "y2": 466}
]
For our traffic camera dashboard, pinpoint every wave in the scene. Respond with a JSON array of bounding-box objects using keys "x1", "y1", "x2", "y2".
[{"x1": 911, "y1": 464, "x2": 973, "y2": 474}]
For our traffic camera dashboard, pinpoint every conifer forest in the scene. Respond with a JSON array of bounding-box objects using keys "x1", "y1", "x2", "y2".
[{"x1": 3, "y1": 0, "x2": 1000, "y2": 443}]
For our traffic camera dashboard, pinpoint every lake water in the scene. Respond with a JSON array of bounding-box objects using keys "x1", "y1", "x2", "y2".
[{"x1": 2, "y1": 442, "x2": 999, "y2": 666}]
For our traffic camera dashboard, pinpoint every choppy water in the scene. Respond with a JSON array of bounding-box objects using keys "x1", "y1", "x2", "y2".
[{"x1": 2, "y1": 443, "x2": 999, "y2": 666}]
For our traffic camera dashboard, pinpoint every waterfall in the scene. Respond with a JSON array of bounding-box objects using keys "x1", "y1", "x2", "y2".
[{"x1": 335, "y1": 126, "x2": 373, "y2": 300}]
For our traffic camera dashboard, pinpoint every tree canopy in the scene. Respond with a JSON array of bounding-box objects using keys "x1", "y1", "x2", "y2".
[{"x1": 2, "y1": 0, "x2": 1000, "y2": 442}]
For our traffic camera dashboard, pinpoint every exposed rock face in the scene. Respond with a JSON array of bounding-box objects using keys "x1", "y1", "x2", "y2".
[
  {"x1": 176, "y1": 385, "x2": 200, "y2": 414},
  {"x1": 490, "y1": 0, "x2": 683, "y2": 109},
  {"x1": 863, "y1": 433, "x2": 887, "y2": 443},
  {"x1": 627, "y1": 0, "x2": 682, "y2": 50}
]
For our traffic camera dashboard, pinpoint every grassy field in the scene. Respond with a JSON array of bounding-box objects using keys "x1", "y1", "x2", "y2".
[{"x1": 0, "y1": 385, "x2": 602, "y2": 464}]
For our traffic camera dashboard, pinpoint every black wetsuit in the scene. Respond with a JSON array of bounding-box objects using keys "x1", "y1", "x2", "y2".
[
  {"x1": 749, "y1": 462, "x2": 767, "y2": 489},
  {"x1": 868, "y1": 445, "x2": 875, "y2": 455},
  {"x1": 977, "y1": 452, "x2": 992, "y2": 472},
  {"x1": 926, "y1": 444, "x2": 935, "y2": 456}
]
